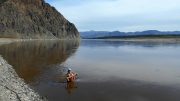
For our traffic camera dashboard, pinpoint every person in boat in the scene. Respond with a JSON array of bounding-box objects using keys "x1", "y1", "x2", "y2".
[{"x1": 66, "y1": 68, "x2": 77, "y2": 82}]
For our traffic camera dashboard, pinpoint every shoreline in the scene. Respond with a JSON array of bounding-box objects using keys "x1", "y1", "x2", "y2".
[
  {"x1": 0, "y1": 38, "x2": 81, "y2": 45},
  {"x1": 0, "y1": 38, "x2": 19, "y2": 45},
  {"x1": 1, "y1": 37, "x2": 180, "y2": 42},
  {"x1": 82, "y1": 38, "x2": 180, "y2": 43},
  {"x1": 0, "y1": 55, "x2": 46, "y2": 101}
]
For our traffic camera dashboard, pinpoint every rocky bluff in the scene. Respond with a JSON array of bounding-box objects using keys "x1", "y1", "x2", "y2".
[{"x1": 0, "y1": 0, "x2": 80, "y2": 39}]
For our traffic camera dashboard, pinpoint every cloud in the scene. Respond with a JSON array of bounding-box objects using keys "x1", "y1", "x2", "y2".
[{"x1": 46, "y1": 0, "x2": 180, "y2": 31}]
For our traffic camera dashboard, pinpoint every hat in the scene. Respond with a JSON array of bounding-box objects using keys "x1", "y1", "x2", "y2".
[{"x1": 68, "y1": 68, "x2": 72, "y2": 71}]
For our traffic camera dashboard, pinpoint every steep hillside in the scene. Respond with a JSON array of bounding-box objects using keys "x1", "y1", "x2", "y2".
[{"x1": 0, "y1": 0, "x2": 80, "y2": 39}]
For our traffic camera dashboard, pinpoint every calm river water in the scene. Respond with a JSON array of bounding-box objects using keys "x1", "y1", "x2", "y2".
[{"x1": 0, "y1": 39, "x2": 180, "y2": 101}]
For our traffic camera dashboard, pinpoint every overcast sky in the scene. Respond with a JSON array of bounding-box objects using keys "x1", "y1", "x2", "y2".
[{"x1": 45, "y1": 0, "x2": 180, "y2": 32}]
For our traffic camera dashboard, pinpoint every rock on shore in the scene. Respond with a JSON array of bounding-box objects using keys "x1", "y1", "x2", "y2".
[
  {"x1": 0, "y1": 55, "x2": 45, "y2": 101},
  {"x1": 0, "y1": 0, "x2": 79, "y2": 39}
]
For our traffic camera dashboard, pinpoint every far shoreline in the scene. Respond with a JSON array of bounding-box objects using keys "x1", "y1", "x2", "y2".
[{"x1": 82, "y1": 37, "x2": 180, "y2": 43}]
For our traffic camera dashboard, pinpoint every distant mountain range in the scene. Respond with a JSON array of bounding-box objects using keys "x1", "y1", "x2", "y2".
[{"x1": 80, "y1": 30, "x2": 180, "y2": 39}]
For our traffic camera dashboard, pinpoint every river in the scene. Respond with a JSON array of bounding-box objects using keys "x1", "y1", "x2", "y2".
[{"x1": 0, "y1": 39, "x2": 180, "y2": 101}]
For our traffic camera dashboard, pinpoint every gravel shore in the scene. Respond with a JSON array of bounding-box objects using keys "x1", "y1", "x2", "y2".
[{"x1": 0, "y1": 55, "x2": 46, "y2": 101}]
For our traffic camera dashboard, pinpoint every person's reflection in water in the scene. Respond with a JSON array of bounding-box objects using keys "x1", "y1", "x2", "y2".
[{"x1": 66, "y1": 81, "x2": 77, "y2": 94}]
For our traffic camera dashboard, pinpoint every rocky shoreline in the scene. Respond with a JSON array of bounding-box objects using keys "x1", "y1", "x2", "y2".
[{"x1": 0, "y1": 55, "x2": 46, "y2": 101}]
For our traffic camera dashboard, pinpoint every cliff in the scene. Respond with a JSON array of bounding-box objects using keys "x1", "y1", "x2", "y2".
[{"x1": 0, "y1": 0, "x2": 80, "y2": 39}]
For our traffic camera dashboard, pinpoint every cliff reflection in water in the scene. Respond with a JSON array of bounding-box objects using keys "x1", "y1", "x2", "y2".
[{"x1": 0, "y1": 40, "x2": 80, "y2": 82}]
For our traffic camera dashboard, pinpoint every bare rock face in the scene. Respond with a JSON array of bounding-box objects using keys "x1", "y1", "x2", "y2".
[{"x1": 0, "y1": 0, "x2": 80, "y2": 39}]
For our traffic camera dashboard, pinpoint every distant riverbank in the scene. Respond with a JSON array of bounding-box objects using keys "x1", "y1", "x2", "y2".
[
  {"x1": 80, "y1": 30, "x2": 180, "y2": 39},
  {"x1": 90, "y1": 35, "x2": 180, "y2": 39},
  {"x1": 82, "y1": 38, "x2": 180, "y2": 43}
]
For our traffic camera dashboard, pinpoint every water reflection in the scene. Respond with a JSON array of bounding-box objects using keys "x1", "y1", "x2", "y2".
[
  {"x1": 0, "y1": 40, "x2": 80, "y2": 82},
  {"x1": 66, "y1": 81, "x2": 77, "y2": 94},
  {"x1": 81, "y1": 39, "x2": 180, "y2": 48}
]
